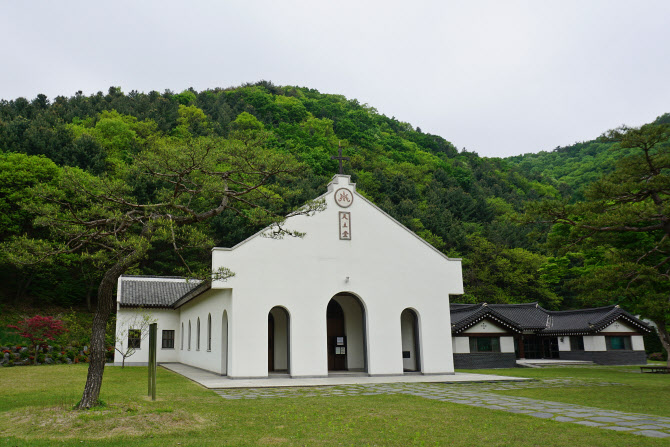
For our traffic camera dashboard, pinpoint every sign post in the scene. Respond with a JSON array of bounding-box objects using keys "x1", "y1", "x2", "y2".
[{"x1": 148, "y1": 323, "x2": 157, "y2": 401}]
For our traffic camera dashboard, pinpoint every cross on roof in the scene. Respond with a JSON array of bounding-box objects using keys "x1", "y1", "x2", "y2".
[{"x1": 331, "y1": 142, "x2": 350, "y2": 175}]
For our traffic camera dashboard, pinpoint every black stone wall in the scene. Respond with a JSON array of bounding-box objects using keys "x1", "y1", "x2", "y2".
[
  {"x1": 453, "y1": 353, "x2": 517, "y2": 369},
  {"x1": 559, "y1": 350, "x2": 647, "y2": 365}
]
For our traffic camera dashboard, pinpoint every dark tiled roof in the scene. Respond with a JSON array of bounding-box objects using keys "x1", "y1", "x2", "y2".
[
  {"x1": 450, "y1": 304, "x2": 524, "y2": 333},
  {"x1": 487, "y1": 303, "x2": 549, "y2": 330},
  {"x1": 450, "y1": 302, "x2": 651, "y2": 335},
  {"x1": 119, "y1": 276, "x2": 202, "y2": 308},
  {"x1": 542, "y1": 306, "x2": 652, "y2": 335}
]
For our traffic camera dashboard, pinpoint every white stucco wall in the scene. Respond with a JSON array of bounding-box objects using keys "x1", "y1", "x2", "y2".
[
  {"x1": 500, "y1": 336, "x2": 515, "y2": 353},
  {"x1": 632, "y1": 335, "x2": 644, "y2": 351},
  {"x1": 558, "y1": 336, "x2": 571, "y2": 352},
  {"x1": 451, "y1": 335, "x2": 514, "y2": 353},
  {"x1": 600, "y1": 320, "x2": 637, "y2": 333},
  {"x1": 585, "y1": 335, "x2": 607, "y2": 351},
  {"x1": 452, "y1": 337, "x2": 470, "y2": 354},
  {"x1": 113, "y1": 307, "x2": 181, "y2": 365},
  {"x1": 463, "y1": 319, "x2": 507, "y2": 334},
  {"x1": 211, "y1": 175, "x2": 463, "y2": 378},
  {"x1": 177, "y1": 288, "x2": 232, "y2": 374}
]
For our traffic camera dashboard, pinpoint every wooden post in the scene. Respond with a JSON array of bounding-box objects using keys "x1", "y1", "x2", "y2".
[
  {"x1": 148, "y1": 323, "x2": 157, "y2": 401},
  {"x1": 517, "y1": 334, "x2": 525, "y2": 359}
]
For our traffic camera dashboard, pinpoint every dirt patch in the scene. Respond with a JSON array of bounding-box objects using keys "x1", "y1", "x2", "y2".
[
  {"x1": 0, "y1": 404, "x2": 208, "y2": 440},
  {"x1": 258, "y1": 436, "x2": 289, "y2": 444}
]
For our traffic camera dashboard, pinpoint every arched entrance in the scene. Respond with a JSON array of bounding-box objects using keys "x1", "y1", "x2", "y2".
[
  {"x1": 268, "y1": 307, "x2": 290, "y2": 373},
  {"x1": 221, "y1": 310, "x2": 228, "y2": 375},
  {"x1": 400, "y1": 308, "x2": 421, "y2": 372},
  {"x1": 326, "y1": 293, "x2": 367, "y2": 373}
]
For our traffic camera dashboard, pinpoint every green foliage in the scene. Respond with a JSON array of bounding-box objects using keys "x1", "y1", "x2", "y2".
[
  {"x1": 530, "y1": 122, "x2": 670, "y2": 359},
  {"x1": 461, "y1": 235, "x2": 560, "y2": 308},
  {"x1": 2, "y1": 82, "x2": 666, "y2": 315}
]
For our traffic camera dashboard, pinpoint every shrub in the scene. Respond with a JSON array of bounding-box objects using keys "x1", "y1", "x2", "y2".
[
  {"x1": 648, "y1": 352, "x2": 667, "y2": 361},
  {"x1": 7, "y1": 316, "x2": 67, "y2": 365}
]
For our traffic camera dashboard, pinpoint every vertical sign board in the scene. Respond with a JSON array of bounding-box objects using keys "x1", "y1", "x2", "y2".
[
  {"x1": 148, "y1": 323, "x2": 157, "y2": 401},
  {"x1": 339, "y1": 212, "x2": 351, "y2": 240}
]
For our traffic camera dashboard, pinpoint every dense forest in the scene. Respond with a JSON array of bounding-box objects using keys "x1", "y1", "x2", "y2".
[{"x1": 0, "y1": 82, "x2": 666, "y2": 325}]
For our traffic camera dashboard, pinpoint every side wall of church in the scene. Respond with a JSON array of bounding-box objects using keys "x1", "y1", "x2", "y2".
[{"x1": 177, "y1": 288, "x2": 232, "y2": 374}]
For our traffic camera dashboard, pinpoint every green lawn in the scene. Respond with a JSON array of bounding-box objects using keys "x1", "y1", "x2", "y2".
[
  {"x1": 0, "y1": 364, "x2": 668, "y2": 446},
  {"x1": 459, "y1": 365, "x2": 670, "y2": 417}
]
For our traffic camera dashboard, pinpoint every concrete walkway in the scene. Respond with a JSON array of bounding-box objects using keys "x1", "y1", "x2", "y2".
[
  {"x1": 516, "y1": 359, "x2": 595, "y2": 367},
  {"x1": 160, "y1": 362, "x2": 530, "y2": 389},
  {"x1": 213, "y1": 379, "x2": 670, "y2": 439}
]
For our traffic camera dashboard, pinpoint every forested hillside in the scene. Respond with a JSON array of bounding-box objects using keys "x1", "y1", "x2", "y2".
[
  {"x1": 0, "y1": 82, "x2": 662, "y2": 313},
  {"x1": 505, "y1": 113, "x2": 670, "y2": 200}
]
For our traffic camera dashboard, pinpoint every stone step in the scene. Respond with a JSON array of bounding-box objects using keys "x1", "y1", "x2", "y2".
[{"x1": 516, "y1": 359, "x2": 595, "y2": 367}]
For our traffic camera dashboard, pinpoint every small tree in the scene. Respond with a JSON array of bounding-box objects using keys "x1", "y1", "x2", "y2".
[
  {"x1": 112, "y1": 313, "x2": 156, "y2": 368},
  {"x1": 4, "y1": 129, "x2": 324, "y2": 408},
  {"x1": 531, "y1": 123, "x2": 670, "y2": 365},
  {"x1": 8, "y1": 316, "x2": 67, "y2": 364}
]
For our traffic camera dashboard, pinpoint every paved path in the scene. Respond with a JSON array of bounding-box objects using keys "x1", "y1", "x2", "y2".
[
  {"x1": 160, "y1": 363, "x2": 529, "y2": 389},
  {"x1": 214, "y1": 379, "x2": 670, "y2": 439}
]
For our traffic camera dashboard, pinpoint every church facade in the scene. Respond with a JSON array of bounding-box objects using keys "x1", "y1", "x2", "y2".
[{"x1": 114, "y1": 175, "x2": 464, "y2": 377}]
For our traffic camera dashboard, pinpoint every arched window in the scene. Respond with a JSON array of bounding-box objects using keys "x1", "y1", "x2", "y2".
[
  {"x1": 207, "y1": 314, "x2": 212, "y2": 351},
  {"x1": 181, "y1": 322, "x2": 184, "y2": 350},
  {"x1": 196, "y1": 318, "x2": 201, "y2": 351},
  {"x1": 188, "y1": 321, "x2": 192, "y2": 350}
]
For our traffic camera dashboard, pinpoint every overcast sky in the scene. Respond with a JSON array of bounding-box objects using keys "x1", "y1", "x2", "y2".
[{"x1": 2, "y1": 1, "x2": 669, "y2": 158}]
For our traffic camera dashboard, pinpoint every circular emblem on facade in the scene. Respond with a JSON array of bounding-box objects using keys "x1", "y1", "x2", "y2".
[{"x1": 334, "y1": 188, "x2": 354, "y2": 208}]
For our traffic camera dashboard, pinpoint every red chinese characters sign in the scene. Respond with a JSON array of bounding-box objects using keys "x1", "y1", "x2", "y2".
[
  {"x1": 339, "y1": 211, "x2": 351, "y2": 240},
  {"x1": 334, "y1": 188, "x2": 353, "y2": 208}
]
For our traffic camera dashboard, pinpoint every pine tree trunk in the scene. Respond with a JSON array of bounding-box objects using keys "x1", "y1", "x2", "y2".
[{"x1": 76, "y1": 248, "x2": 147, "y2": 409}]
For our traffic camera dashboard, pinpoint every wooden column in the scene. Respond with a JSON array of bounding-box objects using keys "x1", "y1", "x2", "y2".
[{"x1": 148, "y1": 323, "x2": 157, "y2": 401}]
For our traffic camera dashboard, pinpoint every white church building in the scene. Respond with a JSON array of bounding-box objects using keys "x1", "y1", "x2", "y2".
[{"x1": 115, "y1": 174, "x2": 465, "y2": 377}]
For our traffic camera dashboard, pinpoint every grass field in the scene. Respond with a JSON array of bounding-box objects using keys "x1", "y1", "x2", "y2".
[
  {"x1": 460, "y1": 365, "x2": 670, "y2": 418},
  {"x1": 0, "y1": 364, "x2": 668, "y2": 446}
]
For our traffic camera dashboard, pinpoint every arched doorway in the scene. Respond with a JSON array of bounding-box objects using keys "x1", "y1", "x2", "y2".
[
  {"x1": 268, "y1": 307, "x2": 290, "y2": 373},
  {"x1": 400, "y1": 308, "x2": 421, "y2": 372},
  {"x1": 326, "y1": 293, "x2": 367, "y2": 372},
  {"x1": 221, "y1": 310, "x2": 228, "y2": 375}
]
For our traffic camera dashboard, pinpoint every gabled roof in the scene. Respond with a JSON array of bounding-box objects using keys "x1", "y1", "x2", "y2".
[
  {"x1": 212, "y1": 175, "x2": 461, "y2": 263},
  {"x1": 541, "y1": 305, "x2": 652, "y2": 335},
  {"x1": 118, "y1": 276, "x2": 203, "y2": 309},
  {"x1": 450, "y1": 302, "x2": 652, "y2": 335},
  {"x1": 450, "y1": 303, "x2": 524, "y2": 334}
]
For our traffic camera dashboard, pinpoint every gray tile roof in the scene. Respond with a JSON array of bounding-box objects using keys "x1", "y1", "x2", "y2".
[
  {"x1": 487, "y1": 303, "x2": 549, "y2": 330},
  {"x1": 119, "y1": 276, "x2": 202, "y2": 308},
  {"x1": 542, "y1": 306, "x2": 652, "y2": 335},
  {"x1": 450, "y1": 303, "x2": 524, "y2": 333},
  {"x1": 450, "y1": 302, "x2": 651, "y2": 335}
]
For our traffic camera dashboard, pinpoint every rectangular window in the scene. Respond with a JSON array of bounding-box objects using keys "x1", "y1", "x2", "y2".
[
  {"x1": 162, "y1": 330, "x2": 175, "y2": 349},
  {"x1": 570, "y1": 336, "x2": 585, "y2": 351},
  {"x1": 128, "y1": 329, "x2": 141, "y2": 349},
  {"x1": 469, "y1": 336, "x2": 501, "y2": 353},
  {"x1": 606, "y1": 336, "x2": 632, "y2": 350}
]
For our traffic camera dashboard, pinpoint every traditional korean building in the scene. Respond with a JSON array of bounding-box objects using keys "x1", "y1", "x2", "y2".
[{"x1": 450, "y1": 302, "x2": 651, "y2": 368}]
